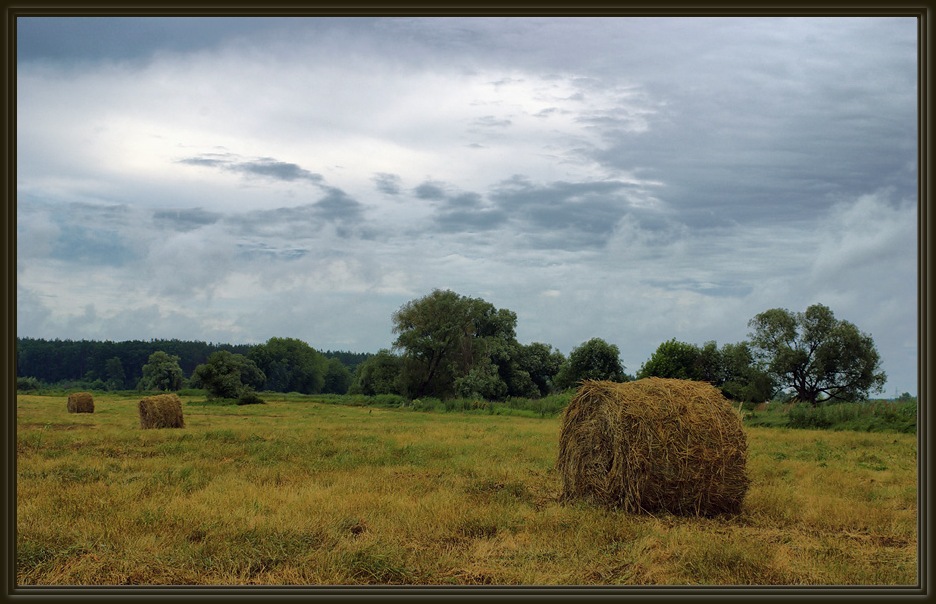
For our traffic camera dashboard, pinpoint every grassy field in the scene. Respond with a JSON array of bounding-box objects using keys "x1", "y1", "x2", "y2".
[{"x1": 16, "y1": 392, "x2": 919, "y2": 586}]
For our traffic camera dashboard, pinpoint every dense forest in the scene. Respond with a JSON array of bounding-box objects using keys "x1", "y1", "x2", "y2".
[{"x1": 15, "y1": 337, "x2": 371, "y2": 392}]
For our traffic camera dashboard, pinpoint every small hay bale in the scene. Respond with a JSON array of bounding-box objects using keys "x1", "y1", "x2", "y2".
[
  {"x1": 138, "y1": 393, "x2": 185, "y2": 429},
  {"x1": 557, "y1": 377, "x2": 749, "y2": 516},
  {"x1": 66, "y1": 392, "x2": 94, "y2": 414}
]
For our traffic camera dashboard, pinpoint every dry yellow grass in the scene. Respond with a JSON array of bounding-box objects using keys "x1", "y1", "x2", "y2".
[{"x1": 16, "y1": 393, "x2": 919, "y2": 586}]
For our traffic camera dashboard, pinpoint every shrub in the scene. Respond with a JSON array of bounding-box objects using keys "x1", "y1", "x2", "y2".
[
  {"x1": 237, "y1": 389, "x2": 265, "y2": 406},
  {"x1": 17, "y1": 376, "x2": 42, "y2": 392}
]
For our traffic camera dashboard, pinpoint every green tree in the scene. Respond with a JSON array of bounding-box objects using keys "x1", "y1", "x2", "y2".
[
  {"x1": 455, "y1": 359, "x2": 508, "y2": 400},
  {"x1": 349, "y1": 349, "x2": 404, "y2": 396},
  {"x1": 638, "y1": 338, "x2": 775, "y2": 402},
  {"x1": 748, "y1": 303, "x2": 886, "y2": 405},
  {"x1": 392, "y1": 289, "x2": 517, "y2": 399},
  {"x1": 248, "y1": 337, "x2": 327, "y2": 394},
  {"x1": 322, "y1": 357, "x2": 352, "y2": 394},
  {"x1": 138, "y1": 351, "x2": 184, "y2": 391},
  {"x1": 637, "y1": 338, "x2": 702, "y2": 380},
  {"x1": 104, "y1": 356, "x2": 126, "y2": 391},
  {"x1": 554, "y1": 338, "x2": 628, "y2": 390},
  {"x1": 718, "y1": 341, "x2": 776, "y2": 403},
  {"x1": 508, "y1": 342, "x2": 565, "y2": 398},
  {"x1": 191, "y1": 351, "x2": 266, "y2": 400}
]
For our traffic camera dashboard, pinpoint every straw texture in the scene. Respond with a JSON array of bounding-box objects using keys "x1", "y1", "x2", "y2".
[
  {"x1": 557, "y1": 378, "x2": 749, "y2": 516},
  {"x1": 138, "y1": 394, "x2": 185, "y2": 429},
  {"x1": 66, "y1": 392, "x2": 94, "y2": 414}
]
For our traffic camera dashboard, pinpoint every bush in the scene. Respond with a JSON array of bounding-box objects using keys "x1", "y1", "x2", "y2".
[
  {"x1": 17, "y1": 376, "x2": 42, "y2": 392},
  {"x1": 237, "y1": 388, "x2": 265, "y2": 406}
]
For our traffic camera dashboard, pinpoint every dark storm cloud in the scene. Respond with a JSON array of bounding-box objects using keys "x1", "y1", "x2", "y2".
[
  {"x1": 432, "y1": 192, "x2": 508, "y2": 233},
  {"x1": 372, "y1": 172, "x2": 402, "y2": 195},
  {"x1": 178, "y1": 154, "x2": 323, "y2": 184},
  {"x1": 314, "y1": 188, "x2": 366, "y2": 223},
  {"x1": 152, "y1": 208, "x2": 223, "y2": 232},
  {"x1": 434, "y1": 207, "x2": 509, "y2": 234},
  {"x1": 583, "y1": 19, "x2": 916, "y2": 229},
  {"x1": 423, "y1": 176, "x2": 657, "y2": 245},
  {"x1": 17, "y1": 17, "x2": 374, "y2": 64},
  {"x1": 486, "y1": 176, "x2": 643, "y2": 248},
  {"x1": 225, "y1": 188, "x2": 367, "y2": 238},
  {"x1": 413, "y1": 181, "x2": 448, "y2": 201},
  {"x1": 234, "y1": 158, "x2": 323, "y2": 183}
]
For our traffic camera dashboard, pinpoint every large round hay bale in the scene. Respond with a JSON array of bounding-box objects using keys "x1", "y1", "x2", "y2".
[
  {"x1": 66, "y1": 392, "x2": 94, "y2": 414},
  {"x1": 557, "y1": 378, "x2": 749, "y2": 516},
  {"x1": 138, "y1": 394, "x2": 185, "y2": 429}
]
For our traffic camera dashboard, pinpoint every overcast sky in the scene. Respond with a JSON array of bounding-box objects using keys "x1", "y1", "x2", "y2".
[{"x1": 17, "y1": 16, "x2": 919, "y2": 395}]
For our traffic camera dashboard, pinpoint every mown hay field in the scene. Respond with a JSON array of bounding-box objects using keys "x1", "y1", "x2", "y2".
[{"x1": 16, "y1": 392, "x2": 918, "y2": 586}]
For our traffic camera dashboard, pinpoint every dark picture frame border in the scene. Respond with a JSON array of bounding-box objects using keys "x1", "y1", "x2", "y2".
[{"x1": 3, "y1": 1, "x2": 930, "y2": 600}]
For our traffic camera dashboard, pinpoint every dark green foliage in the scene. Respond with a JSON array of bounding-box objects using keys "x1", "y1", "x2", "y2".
[
  {"x1": 322, "y1": 358, "x2": 352, "y2": 394},
  {"x1": 322, "y1": 350, "x2": 373, "y2": 371},
  {"x1": 455, "y1": 360, "x2": 507, "y2": 400},
  {"x1": 237, "y1": 388, "x2": 266, "y2": 406},
  {"x1": 349, "y1": 350, "x2": 405, "y2": 396},
  {"x1": 638, "y1": 339, "x2": 775, "y2": 403},
  {"x1": 554, "y1": 338, "x2": 627, "y2": 390},
  {"x1": 104, "y1": 356, "x2": 126, "y2": 390},
  {"x1": 748, "y1": 304, "x2": 886, "y2": 405},
  {"x1": 191, "y1": 351, "x2": 266, "y2": 400},
  {"x1": 16, "y1": 337, "x2": 257, "y2": 388},
  {"x1": 138, "y1": 351, "x2": 185, "y2": 392},
  {"x1": 637, "y1": 339, "x2": 701, "y2": 381},
  {"x1": 505, "y1": 342, "x2": 565, "y2": 398},
  {"x1": 718, "y1": 342, "x2": 776, "y2": 403},
  {"x1": 248, "y1": 337, "x2": 327, "y2": 394},
  {"x1": 392, "y1": 289, "x2": 518, "y2": 399},
  {"x1": 17, "y1": 376, "x2": 42, "y2": 392}
]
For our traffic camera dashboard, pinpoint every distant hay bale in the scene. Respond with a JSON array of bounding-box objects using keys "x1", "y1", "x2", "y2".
[
  {"x1": 557, "y1": 378, "x2": 749, "y2": 516},
  {"x1": 138, "y1": 394, "x2": 185, "y2": 429},
  {"x1": 66, "y1": 392, "x2": 94, "y2": 414}
]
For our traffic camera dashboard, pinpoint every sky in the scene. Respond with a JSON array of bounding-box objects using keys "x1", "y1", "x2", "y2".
[{"x1": 17, "y1": 16, "x2": 919, "y2": 396}]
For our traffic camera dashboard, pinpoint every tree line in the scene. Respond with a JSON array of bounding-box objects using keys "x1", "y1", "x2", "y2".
[
  {"x1": 350, "y1": 290, "x2": 885, "y2": 406},
  {"x1": 17, "y1": 289, "x2": 887, "y2": 406},
  {"x1": 15, "y1": 337, "x2": 369, "y2": 394}
]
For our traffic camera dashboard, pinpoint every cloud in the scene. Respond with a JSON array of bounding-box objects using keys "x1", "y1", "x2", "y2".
[
  {"x1": 178, "y1": 153, "x2": 324, "y2": 184},
  {"x1": 372, "y1": 172, "x2": 402, "y2": 195},
  {"x1": 152, "y1": 207, "x2": 223, "y2": 231},
  {"x1": 486, "y1": 175, "x2": 654, "y2": 249},
  {"x1": 16, "y1": 17, "x2": 918, "y2": 394},
  {"x1": 471, "y1": 115, "x2": 513, "y2": 128},
  {"x1": 413, "y1": 181, "x2": 448, "y2": 201},
  {"x1": 224, "y1": 187, "x2": 369, "y2": 240}
]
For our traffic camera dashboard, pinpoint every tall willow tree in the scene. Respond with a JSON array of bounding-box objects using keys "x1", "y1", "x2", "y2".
[{"x1": 392, "y1": 289, "x2": 518, "y2": 399}]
